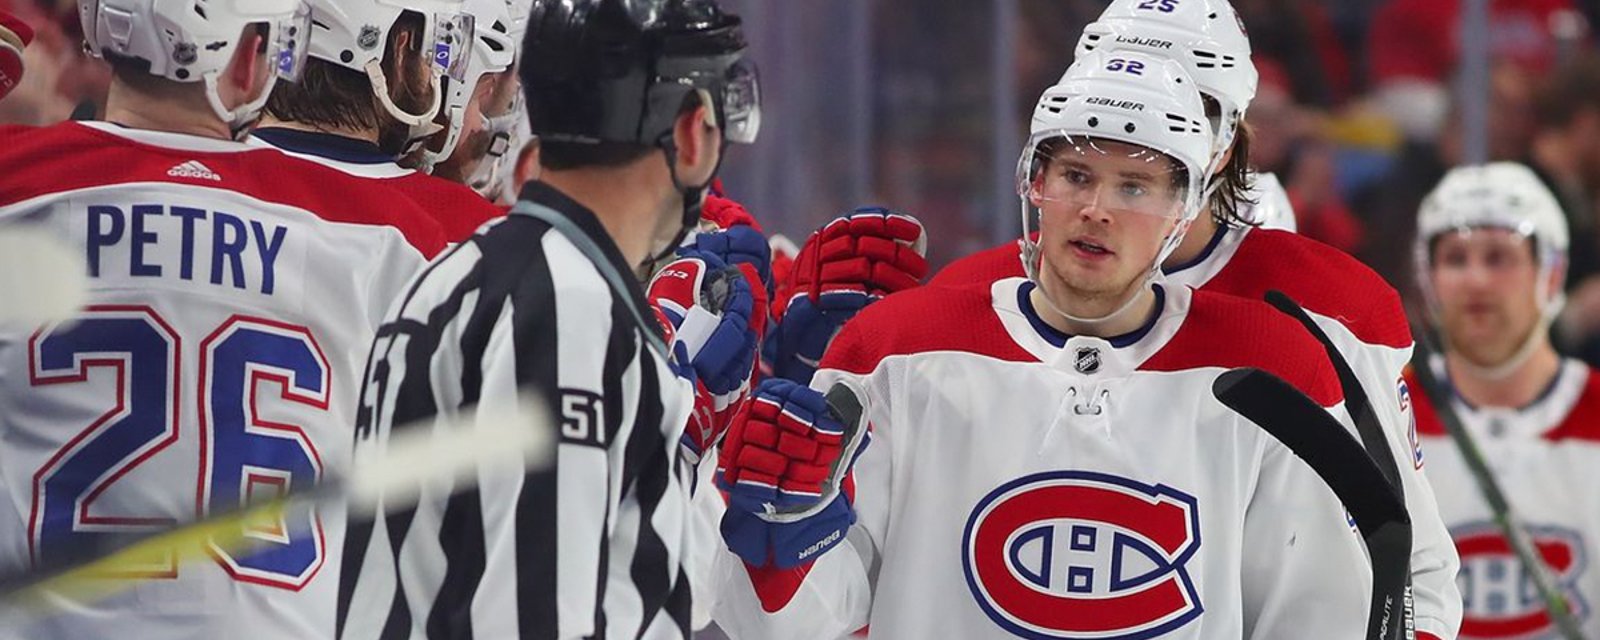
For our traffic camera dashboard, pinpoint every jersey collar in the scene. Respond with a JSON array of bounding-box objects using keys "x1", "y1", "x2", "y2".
[
  {"x1": 1163, "y1": 224, "x2": 1251, "y2": 290},
  {"x1": 251, "y1": 127, "x2": 396, "y2": 164},
  {"x1": 991, "y1": 277, "x2": 1188, "y2": 376},
  {"x1": 513, "y1": 180, "x2": 648, "y2": 306}
]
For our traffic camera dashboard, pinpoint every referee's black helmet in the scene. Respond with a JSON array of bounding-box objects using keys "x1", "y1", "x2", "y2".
[{"x1": 520, "y1": 0, "x2": 761, "y2": 150}]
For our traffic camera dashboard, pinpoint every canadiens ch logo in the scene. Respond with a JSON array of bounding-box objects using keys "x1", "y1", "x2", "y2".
[
  {"x1": 962, "y1": 471, "x2": 1203, "y2": 640},
  {"x1": 1454, "y1": 522, "x2": 1588, "y2": 638},
  {"x1": 1398, "y1": 379, "x2": 1424, "y2": 469}
]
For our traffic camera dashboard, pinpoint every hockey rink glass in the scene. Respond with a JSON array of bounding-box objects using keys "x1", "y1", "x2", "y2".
[
  {"x1": 272, "y1": 3, "x2": 313, "y2": 83},
  {"x1": 1017, "y1": 132, "x2": 1201, "y2": 221},
  {"x1": 431, "y1": 13, "x2": 477, "y2": 83}
]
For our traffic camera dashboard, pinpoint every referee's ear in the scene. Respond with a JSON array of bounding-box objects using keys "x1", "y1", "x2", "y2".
[{"x1": 670, "y1": 100, "x2": 724, "y2": 190}]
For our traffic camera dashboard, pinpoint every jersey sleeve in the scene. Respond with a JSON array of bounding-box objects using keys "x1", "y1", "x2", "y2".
[
  {"x1": 1239, "y1": 427, "x2": 1375, "y2": 639},
  {"x1": 1325, "y1": 313, "x2": 1462, "y2": 640},
  {"x1": 710, "y1": 318, "x2": 892, "y2": 639}
]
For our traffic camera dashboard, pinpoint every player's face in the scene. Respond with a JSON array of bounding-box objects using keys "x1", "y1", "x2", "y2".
[
  {"x1": 1031, "y1": 140, "x2": 1186, "y2": 308},
  {"x1": 1429, "y1": 228, "x2": 1544, "y2": 366}
]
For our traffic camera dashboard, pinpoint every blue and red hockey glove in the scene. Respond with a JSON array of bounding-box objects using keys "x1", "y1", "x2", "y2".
[
  {"x1": 766, "y1": 207, "x2": 927, "y2": 383},
  {"x1": 648, "y1": 245, "x2": 762, "y2": 462},
  {"x1": 716, "y1": 379, "x2": 870, "y2": 570}
]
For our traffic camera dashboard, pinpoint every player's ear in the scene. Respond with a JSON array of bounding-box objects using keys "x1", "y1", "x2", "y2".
[
  {"x1": 515, "y1": 136, "x2": 542, "y2": 188},
  {"x1": 223, "y1": 25, "x2": 270, "y2": 109},
  {"x1": 671, "y1": 96, "x2": 722, "y2": 188}
]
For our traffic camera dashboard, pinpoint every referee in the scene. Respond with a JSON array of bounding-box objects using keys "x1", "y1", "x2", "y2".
[{"x1": 336, "y1": 1, "x2": 762, "y2": 638}]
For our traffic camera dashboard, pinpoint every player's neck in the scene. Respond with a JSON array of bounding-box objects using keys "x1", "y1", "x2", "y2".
[
  {"x1": 541, "y1": 165, "x2": 673, "y2": 269},
  {"x1": 1163, "y1": 209, "x2": 1218, "y2": 269},
  {"x1": 255, "y1": 115, "x2": 381, "y2": 145},
  {"x1": 1445, "y1": 344, "x2": 1562, "y2": 409},
  {"x1": 103, "y1": 82, "x2": 231, "y2": 140},
  {"x1": 1031, "y1": 282, "x2": 1158, "y2": 340}
]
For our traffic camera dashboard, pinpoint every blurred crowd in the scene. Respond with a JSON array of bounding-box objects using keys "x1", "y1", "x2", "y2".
[{"x1": 10, "y1": 0, "x2": 1600, "y2": 361}]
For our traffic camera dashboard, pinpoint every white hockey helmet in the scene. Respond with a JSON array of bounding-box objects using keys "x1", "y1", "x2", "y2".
[
  {"x1": 1018, "y1": 49, "x2": 1213, "y2": 287},
  {"x1": 416, "y1": 0, "x2": 522, "y2": 172},
  {"x1": 1077, "y1": 0, "x2": 1258, "y2": 176},
  {"x1": 302, "y1": 0, "x2": 475, "y2": 140},
  {"x1": 1242, "y1": 171, "x2": 1298, "y2": 232},
  {"x1": 79, "y1": 0, "x2": 312, "y2": 136},
  {"x1": 1416, "y1": 162, "x2": 1570, "y2": 377},
  {"x1": 1416, "y1": 162, "x2": 1570, "y2": 316}
]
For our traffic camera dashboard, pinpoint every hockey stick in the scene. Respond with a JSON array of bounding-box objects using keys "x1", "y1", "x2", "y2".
[
  {"x1": 0, "y1": 392, "x2": 555, "y2": 616},
  {"x1": 1213, "y1": 368, "x2": 1413, "y2": 640},
  {"x1": 1408, "y1": 334, "x2": 1585, "y2": 640},
  {"x1": 0, "y1": 224, "x2": 88, "y2": 330}
]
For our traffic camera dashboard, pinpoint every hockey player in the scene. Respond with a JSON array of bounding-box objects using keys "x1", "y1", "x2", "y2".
[
  {"x1": 336, "y1": 0, "x2": 763, "y2": 637},
  {"x1": 409, "y1": 0, "x2": 529, "y2": 190},
  {"x1": 252, "y1": 0, "x2": 505, "y2": 242},
  {"x1": 0, "y1": 1, "x2": 447, "y2": 638},
  {"x1": 1409, "y1": 162, "x2": 1600, "y2": 639},
  {"x1": 932, "y1": 3, "x2": 1464, "y2": 636},
  {"x1": 711, "y1": 48, "x2": 1373, "y2": 639}
]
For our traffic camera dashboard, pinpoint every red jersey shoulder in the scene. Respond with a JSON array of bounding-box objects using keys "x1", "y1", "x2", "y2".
[
  {"x1": 1543, "y1": 366, "x2": 1600, "y2": 443},
  {"x1": 386, "y1": 173, "x2": 504, "y2": 243},
  {"x1": 929, "y1": 240, "x2": 1025, "y2": 286},
  {"x1": 1207, "y1": 228, "x2": 1411, "y2": 349},
  {"x1": 818, "y1": 282, "x2": 1034, "y2": 376},
  {"x1": 1145, "y1": 289, "x2": 1342, "y2": 406},
  {"x1": 0, "y1": 123, "x2": 447, "y2": 257}
]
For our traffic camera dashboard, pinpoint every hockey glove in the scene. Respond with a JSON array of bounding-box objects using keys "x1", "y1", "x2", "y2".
[
  {"x1": 716, "y1": 379, "x2": 870, "y2": 569},
  {"x1": 767, "y1": 207, "x2": 927, "y2": 383},
  {"x1": 0, "y1": 12, "x2": 34, "y2": 102},
  {"x1": 683, "y1": 225, "x2": 772, "y2": 339},
  {"x1": 647, "y1": 250, "x2": 760, "y2": 461}
]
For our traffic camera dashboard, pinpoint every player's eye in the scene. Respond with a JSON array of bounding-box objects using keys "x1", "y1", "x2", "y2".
[
  {"x1": 1119, "y1": 181, "x2": 1149, "y2": 199},
  {"x1": 1063, "y1": 168, "x2": 1092, "y2": 186}
]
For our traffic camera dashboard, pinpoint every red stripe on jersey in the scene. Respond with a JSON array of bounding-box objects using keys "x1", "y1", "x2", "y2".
[
  {"x1": 0, "y1": 123, "x2": 447, "y2": 258},
  {"x1": 932, "y1": 228, "x2": 1413, "y2": 351},
  {"x1": 385, "y1": 173, "x2": 504, "y2": 243},
  {"x1": 817, "y1": 283, "x2": 1035, "y2": 376},
  {"x1": 1205, "y1": 229, "x2": 1413, "y2": 350},
  {"x1": 1405, "y1": 368, "x2": 1449, "y2": 438},
  {"x1": 1406, "y1": 365, "x2": 1600, "y2": 442},
  {"x1": 1542, "y1": 367, "x2": 1600, "y2": 442},
  {"x1": 1144, "y1": 290, "x2": 1343, "y2": 407},
  {"x1": 929, "y1": 239, "x2": 1023, "y2": 287}
]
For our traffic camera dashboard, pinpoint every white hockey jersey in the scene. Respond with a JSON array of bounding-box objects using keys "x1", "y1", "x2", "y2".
[
  {"x1": 1408, "y1": 357, "x2": 1600, "y2": 639},
  {"x1": 934, "y1": 223, "x2": 1464, "y2": 639},
  {"x1": 712, "y1": 279, "x2": 1375, "y2": 639},
  {"x1": 0, "y1": 121, "x2": 446, "y2": 639}
]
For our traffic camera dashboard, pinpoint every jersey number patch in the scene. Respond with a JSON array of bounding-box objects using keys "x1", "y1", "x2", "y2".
[{"x1": 28, "y1": 306, "x2": 328, "y2": 590}]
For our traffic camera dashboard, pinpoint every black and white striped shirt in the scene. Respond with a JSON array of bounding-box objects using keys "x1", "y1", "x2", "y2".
[{"x1": 337, "y1": 181, "x2": 702, "y2": 640}]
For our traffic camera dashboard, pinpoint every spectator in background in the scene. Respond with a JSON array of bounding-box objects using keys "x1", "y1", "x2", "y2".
[
  {"x1": 1532, "y1": 54, "x2": 1600, "y2": 361},
  {"x1": 1351, "y1": 62, "x2": 1539, "y2": 306},
  {"x1": 1236, "y1": 0, "x2": 1353, "y2": 107},
  {"x1": 1367, "y1": 0, "x2": 1585, "y2": 142},
  {"x1": 0, "y1": 0, "x2": 109, "y2": 124},
  {"x1": 1247, "y1": 57, "x2": 1365, "y2": 253}
]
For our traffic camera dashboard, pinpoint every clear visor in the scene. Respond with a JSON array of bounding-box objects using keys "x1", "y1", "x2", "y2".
[
  {"x1": 272, "y1": 4, "x2": 314, "y2": 82},
  {"x1": 1017, "y1": 132, "x2": 1200, "y2": 220},
  {"x1": 431, "y1": 13, "x2": 477, "y2": 83},
  {"x1": 720, "y1": 59, "x2": 762, "y2": 144}
]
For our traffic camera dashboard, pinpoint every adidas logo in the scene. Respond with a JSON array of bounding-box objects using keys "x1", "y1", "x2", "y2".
[{"x1": 167, "y1": 161, "x2": 222, "y2": 182}]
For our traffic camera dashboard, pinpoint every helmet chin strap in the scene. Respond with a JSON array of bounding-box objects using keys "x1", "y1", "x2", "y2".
[
  {"x1": 646, "y1": 141, "x2": 720, "y2": 268},
  {"x1": 203, "y1": 71, "x2": 273, "y2": 141},
  {"x1": 1448, "y1": 321, "x2": 1547, "y2": 381},
  {"x1": 365, "y1": 60, "x2": 446, "y2": 154}
]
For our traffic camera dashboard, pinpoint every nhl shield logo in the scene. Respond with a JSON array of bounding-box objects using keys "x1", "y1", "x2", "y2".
[
  {"x1": 1074, "y1": 347, "x2": 1101, "y2": 374},
  {"x1": 358, "y1": 25, "x2": 383, "y2": 50},
  {"x1": 963, "y1": 471, "x2": 1204, "y2": 639}
]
